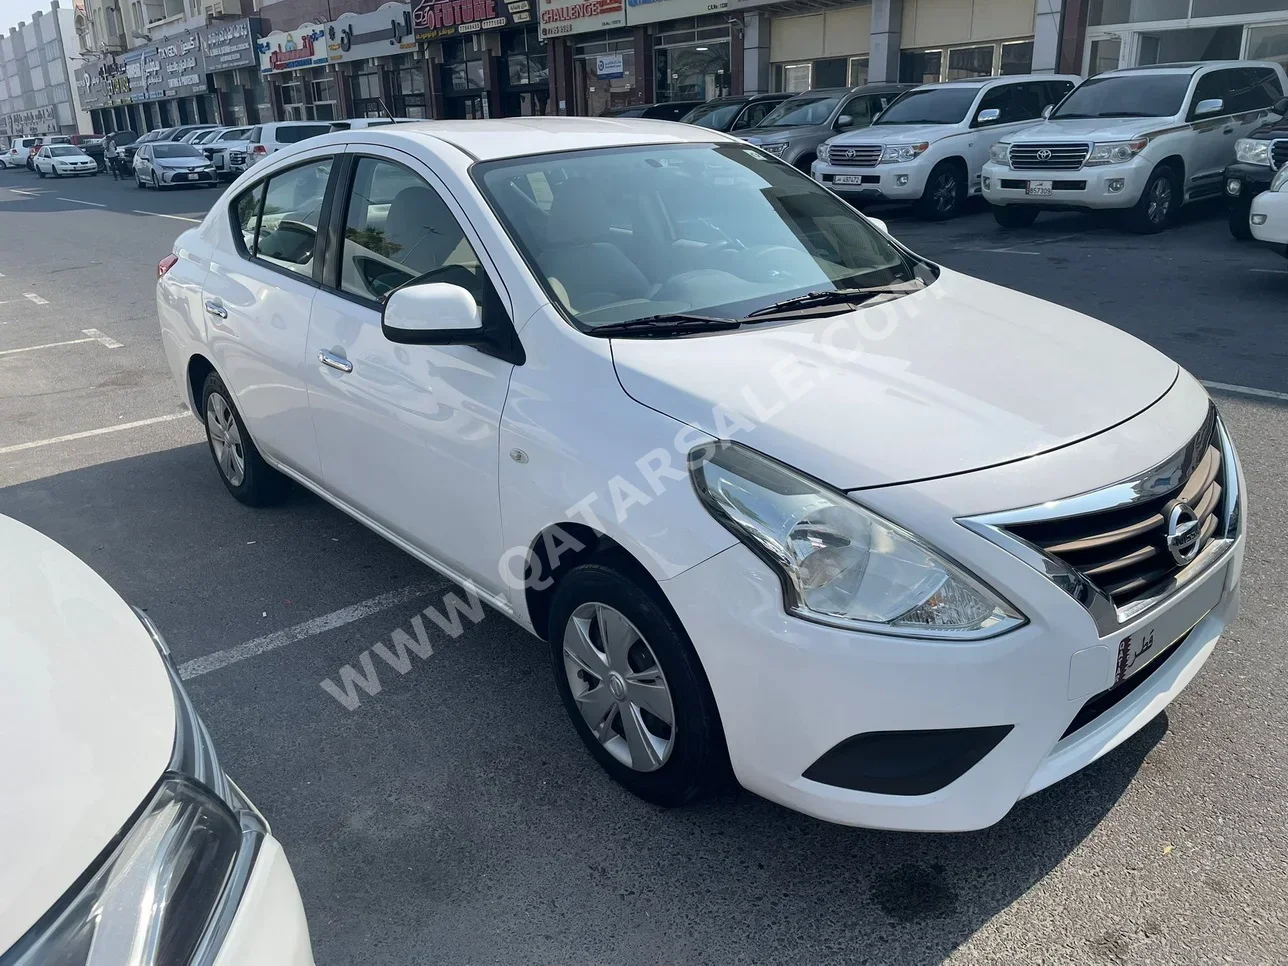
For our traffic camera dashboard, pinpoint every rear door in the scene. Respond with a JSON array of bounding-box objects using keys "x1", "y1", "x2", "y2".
[{"x1": 199, "y1": 147, "x2": 341, "y2": 480}]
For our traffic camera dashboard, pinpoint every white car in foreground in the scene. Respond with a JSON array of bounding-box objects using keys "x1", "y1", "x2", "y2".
[
  {"x1": 0, "y1": 515, "x2": 314, "y2": 964},
  {"x1": 1250, "y1": 162, "x2": 1288, "y2": 257},
  {"x1": 157, "y1": 119, "x2": 1244, "y2": 831},
  {"x1": 33, "y1": 144, "x2": 98, "y2": 178}
]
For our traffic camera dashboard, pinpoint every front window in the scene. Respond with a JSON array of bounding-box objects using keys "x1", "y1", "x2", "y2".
[
  {"x1": 1052, "y1": 74, "x2": 1190, "y2": 119},
  {"x1": 475, "y1": 142, "x2": 925, "y2": 330},
  {"x1": 874, "y1": 88, "x2": 977, "y2": 125},
  {"x1": 758, "y1": 93, "x2": 840, "y2": 127},
  {"x1": 152, "y1": 143, "x2": 205, "y2": 159}
]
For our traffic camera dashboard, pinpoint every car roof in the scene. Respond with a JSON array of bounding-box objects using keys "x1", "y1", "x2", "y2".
[
  {"x1": 1109, "y1": 59, "x2": 1280, "y2": 75},
  {"x1": 915, "y1": 73, "x2": 1082, "y2": 91},
  {"x1": 329, "y1": 117, "x2": 732, "y2": 161}
]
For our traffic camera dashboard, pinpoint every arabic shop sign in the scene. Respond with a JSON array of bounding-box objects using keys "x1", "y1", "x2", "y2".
[
  {"x1": 257, "y1": 24, "x2": 330, "y2": 75},
  {"x1": 412, "y1": 0, "x2": 533, "y2": 42},
  {"x1": 76, "y1": 32, "x2": 208, "y2": 110},
  {"x1": 152, "y1": 30, "x2": 210, "y2": 99},
  {"x1": 76, "y1": 55, "x2": 129, "y2": 111},
  {"x1": 327, "y1": 3, "x2": 417, "y2": 64},
  {"x1": 200, "y1": 17, "x2": 261, "y2": 72},
  {"x1": 2, "y1": 106, "x2": 59, "y2": 136},
  {"x1": 538, "y1": 0, "x2": 624, "y2": 40}
]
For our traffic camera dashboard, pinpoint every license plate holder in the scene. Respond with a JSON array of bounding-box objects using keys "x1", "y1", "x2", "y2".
[
  {"x1": 833, "y1": 175, "x2": 865, "y2": 185},
  {"x1": 177, "y1": 173, "x2": 192, "y2": 181},
  {"x1": 1026, "y1": 180, "x2": 1053, "y2": 196},
  {"x1": 1112, "y1": 568, "x2": 1225, "y2": 685}
]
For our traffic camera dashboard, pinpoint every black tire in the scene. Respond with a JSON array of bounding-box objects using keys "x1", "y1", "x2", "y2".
[
  {"x1": 795, "y1": 153, "x2": 816, "y2": 174},
  {"x1": 52, "y1": 169, "x2": 61, "y2": 178},
  {"x1": 1228, "y1": 196, "x2": 1254, "y2": 240},
  {"x1": 37, "y1": 170, "x2": 45, "y2": 179},
  {"x1": 916, "y1": 160, "x2": 965, "y2": 220},
  {"x1": 548, "y1": 560, "x2": 730, "y2": 808},
  {"x1": 152, "y1": 171, "x2": 162, "y2": 190},
  {"x1": 1123, "y1": 165, "x2": 1178, "y2": 234},
  {"x1": 200, "y1": 371, "x2": 291, "y2": 506},
  {"x1": 136, "y1": 170, "x2": 145, "y2": 188},
  {"x1": 992, "y1": 205, "x2": 1040, "y2": 229}
]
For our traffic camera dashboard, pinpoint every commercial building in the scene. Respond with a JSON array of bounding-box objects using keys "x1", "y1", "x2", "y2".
[{"x1": 0, "y1": 2, "x2": 92, "y2": 139}]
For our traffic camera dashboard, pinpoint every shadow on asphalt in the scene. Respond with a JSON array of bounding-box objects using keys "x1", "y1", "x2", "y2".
[{"x1": 0, "y1": 440, "x2": 1170, "y2": 964}]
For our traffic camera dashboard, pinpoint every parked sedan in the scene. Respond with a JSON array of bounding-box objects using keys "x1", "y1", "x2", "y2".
[
  {"x1": 134, "y1": 140, "x2": 218, "y2": 188},
  {"x1": 157, "y1": 119, "x2": 1244, "y2": 832},
  {"x1": 602, "y1": 101, "x2": 704, "y2": 121},
  {"x1": 33, "y1": 144, "x2": 98, "y2": 178},
  {"x1": 0, "y1": 514, "x2": 314, "y2": 964},
  {"x1": 679, "y1": 93, "x2": 792, "y2": 133}
]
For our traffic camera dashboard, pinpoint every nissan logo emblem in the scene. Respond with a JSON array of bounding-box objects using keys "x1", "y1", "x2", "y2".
[
  {"x1": 1164, "y1": 501, "x2": 1202, "y2": 566},
  {"x1": 1036, "y1": 148, "x2": 1053, "y2": 161}
]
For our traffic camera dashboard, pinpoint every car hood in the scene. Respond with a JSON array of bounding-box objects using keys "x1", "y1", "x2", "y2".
[
  {"x1": 154, "y1": 156, "x2": 208, "y2": 167},
  {"x1": 610, "y1": 269, "x2": 1179, "y2": 489},
  {"x1": 838, "y1": 122, "x2": 960, "y2": 145},
  {"x1": 1011, "y1": 117, "x2": 1170, "y2": 143},
  {"x1": 742, "y1": 124, "x2": 827, "y2": 144},
  {"x1": 0, "y1": 516, "x2": 174, "y2": 954},
  {"x1": 53, "y1": 155, "x2": 92, "y2": 162}
]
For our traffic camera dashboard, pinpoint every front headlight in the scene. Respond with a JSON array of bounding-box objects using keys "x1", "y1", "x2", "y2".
[
  {"x1": 817, "y1": 141, "x2": 830, "y2": 163},
  {"x1": 1236, "y1": 138, "x2": 1272, "y2": 166},
  {"x1": 880, "y1": 142, "x2": 929, "y2": 164},
  {"x1": 1272, "y1": 163, "x2": 1288, "y2": 192},
  {"x1": 690, "y1": 443, "x2": 1025, "y2": 639},
  {"x1": 1085, "y1": 138, "x2": 1148, "y2": 165},
  {"x1": 760, "y1": 142, "x2": 788, "y2": 157},
  {"x1": 989, "y1": 142, "x2": 1010, "y2": 165}
]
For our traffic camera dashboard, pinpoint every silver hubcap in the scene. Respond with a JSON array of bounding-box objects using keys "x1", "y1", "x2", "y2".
[
  {"x1": 206, "y1": 392, "x2": 246, "y2": 487},
  {"x1": 563, "y1": 602, "x2": 675, "y2": 772},
  {"x1": 934, "y1": 173, "x2": 957, "y2": 211},
  {"x1": 1148, "y1": 178, "x2": 1172, "y2": 223}
]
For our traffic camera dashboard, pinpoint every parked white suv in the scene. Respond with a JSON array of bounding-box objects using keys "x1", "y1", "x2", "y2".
[
  {"x1": 983, "y1": 61, "x2": 1288, "y2": 233},
  {"x1": 245, "y1": 120, "x2": 333, "y2": 166},
  {"x1": 812, "y1": 74, "x2": 1080, "y2": 219},
  {"x1": 157, "y1": 120, "x2": 1244, "y2": 832},
  {"x1": 203, "y1": 126, "x2": 254, "y2": 179},
  {"x1": 3, "y1": 135, "x2": 41, "y2": 168}
]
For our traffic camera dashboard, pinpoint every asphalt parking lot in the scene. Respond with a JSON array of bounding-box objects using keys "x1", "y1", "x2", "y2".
[{"x1": 2, "y1": 168, "x2": 1287, "y2": 965}]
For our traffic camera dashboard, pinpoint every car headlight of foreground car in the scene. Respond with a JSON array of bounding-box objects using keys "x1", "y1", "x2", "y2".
[
  {"x1": 1085, "y1": 138, "x2": 1148, "y2": 165},
  {"x1": 1236, "y1": 138, "x2": 1271, "y2": 166},
  {"x1": 4, "y1": 611, "x2": 260, "y2": 966},
  {"x1": 690, "y1": 442, "x2": 1025, "y2": 639},
  {"x1": 881, "y1": 142, "x2": 929, "y2": 164}
]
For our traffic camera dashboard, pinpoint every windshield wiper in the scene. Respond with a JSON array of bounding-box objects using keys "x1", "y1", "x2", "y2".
[
  {"x1": 591, "y1": 313, "x2": 743, "y2": 337},
  {"x1": 744, "y1": 282, "x2": 924, "y2": 319}
]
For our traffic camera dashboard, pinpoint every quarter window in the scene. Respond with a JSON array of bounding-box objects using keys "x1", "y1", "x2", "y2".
[{"x1": 339, "y1": 157, "x2": 483, "y2": 304}]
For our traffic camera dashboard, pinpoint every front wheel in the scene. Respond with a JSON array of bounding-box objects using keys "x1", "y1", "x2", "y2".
[
  {"x1": 37, "y1": 169, "x2": 45, "y2": 179},
  {"x1": 549, "y1": 561, "x2": 730, "y2": 808},
  {"x1": 152, "y1": 172, "x2": 162, "y2": 190},
  {"x1": 916, "y1": 161, "x2": 965, "y2": 220},
  {"x1": 992, "y1": 205, "x2": 1039, "y2": 229},
  {"x1": 1123, "y1": 165, "x2": 1177, "y2": 234},
  {"x1": 200, "y1": 371, "x2": 292, "y2": 506},
  {"x1": 1228, "y1": 196, "x2": 1254, "y2": 240}
]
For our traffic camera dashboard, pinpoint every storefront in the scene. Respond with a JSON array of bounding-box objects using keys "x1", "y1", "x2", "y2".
[
  {"x1": 500, "y1": 27, "x2": 551, "y2": 115},
  {"x1": 1, "y1": 106, "x2": 60, "y2": 138},
  {"x1": 650, "y1": 14, "x2": 734, "y2": 102},
  {"x1": 200, "y1": 18, "x2": 268, "y2": 126},
  {"x1": 76, "y1": 33, "x2": 214, "y2": 134},
  {"x1": 570, "y1": 30, "x2": 638, "y2": 115},
  {"x1": 257, "y1": 23, "x2": 337, "y2": 121},
  {"x1": 413, "y1": 0, "x2": 540, "y2": 118}
]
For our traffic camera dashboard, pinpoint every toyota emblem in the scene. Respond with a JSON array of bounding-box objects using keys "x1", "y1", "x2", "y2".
[
  {"x1": 1164, "y1": 501, "x2": 1201, "y2": 566},
  {"x1": 1036, "y1": 148, "x2": 1053, "y2": 162}
]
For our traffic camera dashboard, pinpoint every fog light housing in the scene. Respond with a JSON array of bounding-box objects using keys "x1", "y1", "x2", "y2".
[
  {"x1": 895, "y1": 174, "x2": 909, "y2": 187},
  {"x1": 1227, "y1": 178, "x2": 1242, "y2": 196},
  {"x1": 1107, "y1": 178, "x2": 1125, "y2": 193},
  {"x1": 1252, "y1": 213, "x2": 1268, "y2": 225},
  {"x1": 983, "y1": 176, "x2": 991, "y2": 190}
]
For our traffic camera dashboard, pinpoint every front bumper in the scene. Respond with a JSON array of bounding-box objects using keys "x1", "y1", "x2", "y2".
[
  {"x1": 1251, "y1": 188, "x2": 1288, "y2": 254},
  {"x1": 159, "y1": 168, "x2": 217, "y2": 185},
  {"x1": 211, "y1": 832, "x2": 314, "y2": 966},
  {"x1": 54, "y1": 164, "x2": 97, "y2": 175},
  {"x1": 812, "y1": 157, "x2": 929, "y2": 201},
  {"x1": 1223, "y1": 161, "x2": 1274, "y2": 203},
  {"x1": 662, "y1": 376, "x2": 1244, "y2": 831},
  {"x1": 982, "y1": 157, "x2": 1150, "y2": 210}
]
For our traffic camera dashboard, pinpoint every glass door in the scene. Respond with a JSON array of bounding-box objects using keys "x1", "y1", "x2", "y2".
[{"x1": 1084, "y1": 35, "x2": 1123, "y2": 76}]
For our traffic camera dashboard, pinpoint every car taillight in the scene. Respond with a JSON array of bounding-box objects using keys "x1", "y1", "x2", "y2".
[
  {"x1": 158, "y1": 254, "x2": 178, "y2": 278},
  {"x1": 251, "y1": 144, "x2": 266, "y2": 155}
]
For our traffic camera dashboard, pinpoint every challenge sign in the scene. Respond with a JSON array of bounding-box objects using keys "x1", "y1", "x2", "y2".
[{"x1": 412, "y1": 0, "x2": 532, "y2": 41}]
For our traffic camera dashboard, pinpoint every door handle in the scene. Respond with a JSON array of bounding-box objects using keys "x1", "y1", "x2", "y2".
[
  {"x1": 318, "y1": 349, "x2": 353, "y2": 373},
  {"x1": 1223, "y1": 127, "x2": 1234, "y2": 135},
  {"x1": 204, "y1": 299, "x2": 227, "y2": 319}
]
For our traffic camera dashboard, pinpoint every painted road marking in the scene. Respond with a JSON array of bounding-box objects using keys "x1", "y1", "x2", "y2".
[
  {"x1": 7, "y1": 188, "x2": 37, "y2": 196},
  {"x1": 1249, "y1": 267, "x2": 1288, "y2": 275},
  {"x1": 1202, "y1": 381, "x2": 1288, "y2": 403},
  {"x1": 57, "y1": 196, "x2": 107, "y2": 207},
  {"x1": 82, "y1": 327, "x2": 123, "y2": 348},
  {"x1": 133, "y1": 210, "x2": 202, "y2": 224},
  {"x1": 23, "y1": 293, "x2": 48, "y2": 305},
  {"x1": 178, "y1": 583, "x2": 442, "y2": 680},
  {"x1": 0, "y1": 336, "x2": 98, "y2": 356},
  {"x1": 971, "y1": 248, "x2": 1042, "y2": 255},
  {"x1": 0, "y1": 412, "x2": 190, "y2": 455}
]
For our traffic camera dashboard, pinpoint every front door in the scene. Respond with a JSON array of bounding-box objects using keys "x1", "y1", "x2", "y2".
[
  {"x1": 1186, "y1": 68, "x2": 1243, "y2": 199},
  {"x1": 303, "y1": 147, "x2": 514, "y2": 593}
]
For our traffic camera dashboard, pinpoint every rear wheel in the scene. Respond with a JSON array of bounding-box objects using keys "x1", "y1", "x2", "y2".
[
  {"x1": 991, "y1": 205, "x2": 1039, "y2": 229},
  {"x1": 200, "y1": 371, "x2": 292, "y2": 506},
  {"x1": 1123, "y1": 165, "x2": 1177, "y2": 234},
  {"x1": 916, "y1": 161, "x2": 965, "y2": 220}
]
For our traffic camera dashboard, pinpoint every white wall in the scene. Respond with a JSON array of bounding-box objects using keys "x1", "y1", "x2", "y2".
[
  {"x1": 770, "y1": 4, "x2": 873, "y2": 63},
  {"x1": 901, "y1": 0, "x2": 1036, "y2": 48}
]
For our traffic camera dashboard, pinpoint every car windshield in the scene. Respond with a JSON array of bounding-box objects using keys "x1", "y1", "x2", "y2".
[
  {"x1": 874, "y1": 88, "x2": 977, "y2": 125},
  {"x1": 49, "y1": 146, "x2": 84, "y2": 157},
  {"x1": 153, "y1": 143, "x2": 205, "y2": 159},
  {"x1": 191, "y1": 130, "x2": 219, "y2": 143},
  {"x1": 1052, "y1": 74, "x2": 1191, "y2": 119},
  {"x1": 475, "y1": 142, "x2": 925, "y2": 330},
  {"x1": 757, "y1": 94, "x2": 841, "y2": 127},
  {"x1": 681, "y1": 101, "x2": 743, "y2": 129},
  {"x1": 217, "y1": 128, "x2": 250, "y2": 141}
]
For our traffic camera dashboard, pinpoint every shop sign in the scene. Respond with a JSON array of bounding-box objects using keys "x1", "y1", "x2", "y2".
[
  {"x1": 152, "y1": 30, "x2": 209, "y2": 99},
  {"x1": 328, "y1": 3, "x2": 417, "y2": 63},
  {"x1": 595, "y1": 53, "x2": 624, "y2": 78},
  {"x1": 200, "y1": 17, "x2": 261, "y2": 72},
  {"x1": 538, "y1": 0, "x2": 624, "y2": 39},
  {"x1": 257, "y1": 24, "x2": 331, "y2": 75},
  {"x1": 624, "y1": 0, "x2": 725, "y2": 26},
  {"x1": 2, "y1": 106, "x2": 58, "y2": 136},
  {"x1": 76, "y1": 55, "x2": 129, "y2": 111},
  {"x1": 76, "y1": 33, "x2": 209, "y2": 109},
  {"x1": 412, "y1": 0, "x2": 533, "y2": 42}
]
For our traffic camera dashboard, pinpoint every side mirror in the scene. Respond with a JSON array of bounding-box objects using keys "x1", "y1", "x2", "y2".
[
  {"x1": 1273, "y1": 96, "x2": 1288, "y2": 115},
  {"x1": 382, "y1": 282, "x2": 483, "y2": 345},
  {"x1": 863, "y1": 214, "x2": 889, "y2": 235},
  {"x1": 836, "y1": 114, "x2": 854, "y2": 129},
  {"x1": 1194, "y1": 97, "x2": 1224, "y2": 117},
  {"x1": 1041, "y1": 104, "x2": 1053, "y2": 119},
  {"x1": 976, "y1": 108, "x2": 1001, "y2": 125}
]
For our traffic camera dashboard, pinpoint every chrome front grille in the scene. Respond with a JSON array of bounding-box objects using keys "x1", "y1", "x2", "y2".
[
  {"x1": 1009, "y1": 143, "x2": 1091, "y2": 170},
  {"x1": 1273, "y1": 139, "x2": 1288, "y2": 169},
  {"x1": 1001, "y1": 409, "x2": 1223, "y2": 610},
  {"x1": 829, "y1": 144, "x2": 883, "y2": 167}
]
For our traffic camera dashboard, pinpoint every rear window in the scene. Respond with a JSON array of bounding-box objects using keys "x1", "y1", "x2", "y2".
[
  {"x1": 276, "y1": 125, "x2": 331, "y2": 144},
  {"x1": 247, "y1": 127, "x2": 262, "y2": 142}
]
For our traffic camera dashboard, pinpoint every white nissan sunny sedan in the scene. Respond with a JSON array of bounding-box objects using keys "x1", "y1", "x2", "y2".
[
  {"x1": 0, "y1": 516, "x2": 314, "y2": 964},
  {"x1": 156, "y1": 119, "x2": 1245, "y2": 832}
]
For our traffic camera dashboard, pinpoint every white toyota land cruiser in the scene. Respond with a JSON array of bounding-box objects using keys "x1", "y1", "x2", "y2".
[{"x1": 983, "y1": 61, "x2": 1288, "y2": 233}]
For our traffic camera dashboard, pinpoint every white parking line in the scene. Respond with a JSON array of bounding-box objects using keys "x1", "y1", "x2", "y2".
[
  {"x1": 0, "y1": 412, "x2": 190, "y2": 455},
  {"x1": 1202, "y1": 380, "x2": 1288, "y2": 403},
  {"x1": 178, "y1": 583, "x2": 441, "y2": 680},
  {"x1": 1249, "y1": 267, "x2": 1288, "y2": 275},
  {"x1": 23, "y1": 293, "x2": 48, "y2": 305},
  {"x1": 82, "y1": 327, "x2": 123, "y2": 348},
  {"x1": 57, "y1": 196, "x2": 106, "y2": 207},
  {"x1": 0, "y1": 335, "x2": 98, "y2": 357},
  {"x1": 971, "y1": 248, "x2": 1042, "y2": 255},
  {"x1": 134, "y1": 210, "x2": 202, "y2": 224},
  {"x1": 7, "y1": 188, "x2": 37, "y2": 196}
]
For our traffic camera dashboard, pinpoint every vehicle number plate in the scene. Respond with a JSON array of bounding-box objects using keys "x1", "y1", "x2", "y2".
[
  {"x1": 1026, "y1": 180, "x2": 1053, "y2": 196},
  {"x1": 1112, "y1": 567, "x2": 1225, "y2": 685},
  {"x1": 833, "y1": 175, "x2": 864, "y2": 185}
]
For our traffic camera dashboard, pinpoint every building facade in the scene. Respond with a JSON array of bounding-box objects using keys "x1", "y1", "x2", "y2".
[{"x1": 0, "y1": 2, "x2": 92, "y2": 139}]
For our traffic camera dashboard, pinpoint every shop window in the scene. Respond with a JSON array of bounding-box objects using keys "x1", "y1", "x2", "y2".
[
  {"x1": 946, "y1": 45, "x2": 993, "y2": 80},
  {"x1": 812, "y1": 58, "x2": 846, "y2": 89},
  {"x1": 504, "y1": 28, "x2": 549, "y2": 88},
  {"x1": 1001, "y1": 41, "x2": 1033, "y2": 75},
  {"x1": 391, "y1": 53, "x2": 427, "y2": 118},
  {"x1": 899, "y1": 49, "x2": 942, "y2": 85},
  {"x1": 1088, "y1": 38, "x2": 1121, "y2": 76},
  {"x1": 1247, "y1": 26, "x2": 1288, "y2": 74},
  {"x1": 1194, "y1": 0, "x2": 1283, "y2": 13},
  {"x1": 574, "y1": 35, "x2": 635, "y2": 116},
  {"x1": 848, "y1": 57, "x2": 869, "y2": 87},
  {"x1": 775, "y1": 63, "x2": 811, "y2": 92},
  {"x1": 443, "y1": 37, "x2": 486, "y2": 92}
]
